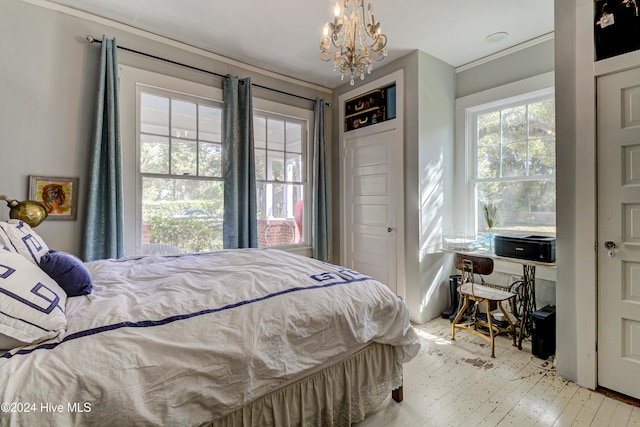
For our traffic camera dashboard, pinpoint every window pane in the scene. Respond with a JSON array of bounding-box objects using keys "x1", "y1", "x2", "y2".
[
  {"x1": 141, "y1": 93, "x2": 169, "y2": 135},
  {"x1": 478, "y1": 111, "x2": 500, "y2": 147},
  {"x1": 256, "y1": 182, "x2": 267, "y2": 220},
  {"x1": 255, "y1": 183, "x2": 304, "y2": 248},
  {"x1": 501, "y1": 106, "x2": 527, "y2": 143},
  {"x1": 476, "y1": 180, "x2": 556, "y2": 234},
  {"x1": 478, "y1": 145, "x2": 500, "y2": 179},
  {"x1": 529, "y1": 138, "x2": 556, "y2": 175},
  {"x1": 172, "y1": 100, "x2": 197, "y2": 139},
  {"x1": 268, "y1": 151, "x2": 285, "y2": 181},
  {"x1": 270, "y1": 183, "x2": 285, "y2": 218},
  {"x1": 141, "y1": 177, "x2": 223, "y2": 254},
  {"x1": 501, "y1": 141, "x2": 527, "y2": 177},
  {"x1": 255, "y1": 149, "x2": 266, "y2": 180},
  {"x1": 285, "y1": 184, "x2": 304, "y2": 220},
  {"x1": 140, "y1": 134, "x2": 169, "y2": 174},
  {"x1": 529, "y1": 99, "x2": 556, "y2": 138},
  {"x1": 254, "y1": 116, "x2": 266, "y2": 149},
  {"x1": 199, "y1": 105, "x2": 222, "y2": 142},
  {"x1": 286, "y1": 153, "x2": 303, "y2": 182},
  {"x1": 268, "y1": 119, "x2": 285, "y2": 151},
  {"x1": 286, "y1": 122, "x2": 302, "y2": 153},
  {"x1": 172, "y1": 140, "x2": 197, "y2": 176},
  {"x1": 199, "y1": 142, "x2": 222, "y2": 177}
]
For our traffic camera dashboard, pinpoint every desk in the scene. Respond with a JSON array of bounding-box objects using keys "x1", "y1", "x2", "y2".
[{"x1": 441, "y1": 248, "x2": 556, "y2": 349}]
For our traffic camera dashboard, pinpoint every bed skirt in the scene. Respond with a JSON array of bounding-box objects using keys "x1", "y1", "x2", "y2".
[{"x1": 210, "y1": 343, "x2": 402, "y2": 427}]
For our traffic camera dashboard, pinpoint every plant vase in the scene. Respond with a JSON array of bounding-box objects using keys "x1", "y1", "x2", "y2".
[{"x1": 484, "y1": 231, "x2": 495, "y2": 252}]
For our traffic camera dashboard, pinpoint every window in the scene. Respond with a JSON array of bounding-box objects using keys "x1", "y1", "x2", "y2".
[
  {"x1": 469, "y1": 92, "x2": 556, "y2": 235},
  {"x1": 254, "y1": 112, "x2": 307, "y2": 247},
  {"x1": 132, "y1": 79, "x2": 311, "y2": 256},
  {"x1": 138, "y1": 86, "x2": 224, "y2": 254}
]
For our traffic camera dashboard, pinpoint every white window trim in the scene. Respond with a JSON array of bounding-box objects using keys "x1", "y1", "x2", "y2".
[
  {"x1": 252, "y1": 101, "x2": 312, "y2": 252},
  {"x1": 455, "y1": 72, "x2": 555, "y2": 235},
  {"x1": 468, "y1": 88, "x2": 555, "y2": 234},
  {"x1": 119, "y1": 65, "x2": 314, "y2": 257},
  {"x1": 454, "y1": 71, "x2": 556, "y2": 281}
]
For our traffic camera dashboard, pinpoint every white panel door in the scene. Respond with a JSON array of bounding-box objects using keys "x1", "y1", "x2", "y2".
[
  {"x1": 344, "y1": 129, "x2": 400, "y2": 294},
  {"x1": 597, "y1": 67, "x2": 640, "y2": 400}
]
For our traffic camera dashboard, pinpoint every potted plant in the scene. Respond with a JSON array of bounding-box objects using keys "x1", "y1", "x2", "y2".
[{"x1": 482, "y1": 201, "x2": 500, "y2": 251}]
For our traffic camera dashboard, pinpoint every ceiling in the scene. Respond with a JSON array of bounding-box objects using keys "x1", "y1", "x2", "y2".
[{"x1": 47, "y1": 0, "x2": 554, "y2": 89}]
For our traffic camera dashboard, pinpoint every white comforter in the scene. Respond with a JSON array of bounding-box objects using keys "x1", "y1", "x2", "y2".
[{"x1": 0, "y1": 249, "x2": 420, "y2": 426}]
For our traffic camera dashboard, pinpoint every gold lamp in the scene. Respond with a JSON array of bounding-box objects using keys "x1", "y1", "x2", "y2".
[{"x1": 0, "y1": 195, "x2": 48, "y2": 228}]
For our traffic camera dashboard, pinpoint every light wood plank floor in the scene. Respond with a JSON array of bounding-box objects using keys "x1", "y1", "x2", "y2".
[{"x1": 357, "y1": 317, "x2": 640, "y2": 427}]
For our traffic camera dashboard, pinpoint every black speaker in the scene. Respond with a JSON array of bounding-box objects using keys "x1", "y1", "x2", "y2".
[{"x1": 532, "y1": 305, "x2": 556, "y2": 360}]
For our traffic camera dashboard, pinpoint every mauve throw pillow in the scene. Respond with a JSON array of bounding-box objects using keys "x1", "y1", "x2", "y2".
[{"x1": 39, "y1": 250, "x2": 93, "y2": 297}]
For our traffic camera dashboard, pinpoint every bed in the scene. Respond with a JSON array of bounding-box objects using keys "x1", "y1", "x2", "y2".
[{"x1": 0, "y1": 220, "x2": 420, "y2": 426}]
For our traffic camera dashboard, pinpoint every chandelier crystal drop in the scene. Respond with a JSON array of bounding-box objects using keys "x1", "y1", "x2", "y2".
[{"x1": 320, "y1": 0, "x2": 388, "y2": 85}]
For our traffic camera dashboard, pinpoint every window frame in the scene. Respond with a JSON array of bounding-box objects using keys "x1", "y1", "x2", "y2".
[
  {"x1": 119, "y1": 65, "x2": 314, "y2": 257},
  {"x1": 253, "y1": 108, "x2": 309, "y2": 248},
  {"x1": 468, "y1": 90, "x2": 556, "y2": 235},
  {"x1": 454, "y1": 72, "x2": 556, "y2": 239}
]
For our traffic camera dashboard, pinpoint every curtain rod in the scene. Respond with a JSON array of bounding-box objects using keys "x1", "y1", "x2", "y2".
[{"x1": 85, "y1": 35, "x2": 331, "y2": 107}]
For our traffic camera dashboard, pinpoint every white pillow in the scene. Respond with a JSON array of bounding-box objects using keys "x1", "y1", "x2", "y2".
[
  {"x1": 0, "y1": 249, "x2": 67, "y2": 350},
  {"x1": 0, "y1": 220, "x2": 49, "y2": 264}
]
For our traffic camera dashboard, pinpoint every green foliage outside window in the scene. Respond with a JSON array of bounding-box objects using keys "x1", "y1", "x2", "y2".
[
  {"x1": 146, "y1": 214, "x2": 223, "y2": 253},
  {"x1": 475, "y1": 98, "x2": 556, "y2": 234},
  {"x1": 143, "y1": 200, "x2": 223, "y2": 253}
]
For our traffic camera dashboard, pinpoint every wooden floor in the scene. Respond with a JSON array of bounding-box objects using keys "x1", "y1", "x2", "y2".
[{"x1": 357, "y1": 317, "x2": 640, "y2": 427}]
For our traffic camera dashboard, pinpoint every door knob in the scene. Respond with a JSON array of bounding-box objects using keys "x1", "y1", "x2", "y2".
[{"x1": 604, "y1": 240, "x2": 617, "y2": 250}]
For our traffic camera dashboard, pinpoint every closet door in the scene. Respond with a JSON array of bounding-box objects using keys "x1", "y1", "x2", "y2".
[
  {"x1": 339, "y1": 72, "x2": 404, "y2": 297},
  {"x1": 344, "y1": 127, "x2": 401, "y2": 294},
  {"x1": 597, "y1": 66, "x2": 640, "y2": 400}
]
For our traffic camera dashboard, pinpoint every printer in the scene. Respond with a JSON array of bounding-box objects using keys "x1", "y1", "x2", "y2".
[{"x1": 494, "y1": 234, "x2": 556, "y2": 263}]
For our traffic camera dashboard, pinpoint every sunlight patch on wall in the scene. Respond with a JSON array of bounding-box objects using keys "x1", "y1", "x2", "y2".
[
  {"x1": 419, "y1": 264, "x2": 444, "y2": 315},
  {"x1": 419, "y1": 147, "x2": 444, "y2": 258}
]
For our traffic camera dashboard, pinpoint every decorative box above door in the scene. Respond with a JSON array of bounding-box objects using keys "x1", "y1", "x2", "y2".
[{"x1": 344, "y1": 84, "x2": 396, "y2": 132}]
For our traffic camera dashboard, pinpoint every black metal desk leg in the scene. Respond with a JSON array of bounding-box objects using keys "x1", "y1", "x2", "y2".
[{"x1": 518, "y1": 264, "x2": 537, "y2": 349}]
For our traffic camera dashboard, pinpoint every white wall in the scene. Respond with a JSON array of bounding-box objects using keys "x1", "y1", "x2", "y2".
[
  {"x1": 0, "y1": 0, "x2": 330, "y2": 258},
  {"x1": 456, "y1": 38, "x2": 555, "y2": 98},
  {"x1": 554, "y1": 0, "x2": 592, "y2": 386},
  {"x1": 416, "y1": 51, "x2": 456, "y2": 323}
]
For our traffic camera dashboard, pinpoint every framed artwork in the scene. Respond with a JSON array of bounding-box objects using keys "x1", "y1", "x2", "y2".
[{"x1": 29, "y1": 176, "x2": 79, "y2": 220}]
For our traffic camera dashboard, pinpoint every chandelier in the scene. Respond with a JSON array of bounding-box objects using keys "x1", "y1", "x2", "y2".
[{"x1": 320, "y1": 0, "x2": 388, "y2": 85}]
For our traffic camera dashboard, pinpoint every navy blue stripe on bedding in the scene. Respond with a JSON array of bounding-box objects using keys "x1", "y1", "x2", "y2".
[{"x1": 1, "y1": 270, "x2": 372, "y2": 359}]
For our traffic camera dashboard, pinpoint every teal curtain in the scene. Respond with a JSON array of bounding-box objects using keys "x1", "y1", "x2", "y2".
[
  {"x1": 312, "y1": 98, "x2": 330, "y2": 261},
  {"x1": 222, "y1": 75, "x2": 258, "y2": 249},
  {"x1": 82, "y1": 36, "x2": 124, "y2": 261}
]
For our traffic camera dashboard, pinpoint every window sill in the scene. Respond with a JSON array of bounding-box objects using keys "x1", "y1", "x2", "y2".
[{"x1": 271, "y1": 245, "x2": 313, "y2": 258}]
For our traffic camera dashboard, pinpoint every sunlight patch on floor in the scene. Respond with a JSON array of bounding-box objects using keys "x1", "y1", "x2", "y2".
[{"x1": 414, "y1": 325, "x2": 452, "y2": 345}]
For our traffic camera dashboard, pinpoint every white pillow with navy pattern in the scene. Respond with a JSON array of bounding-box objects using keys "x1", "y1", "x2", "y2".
[
  {"x1": 0, "y1": 248, "x2": 67, "y2": 350},
  {"x1": 0, "y1": 220, "x2": 49, "y2": 264}
]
